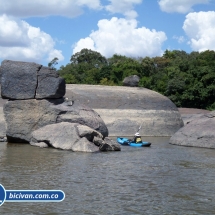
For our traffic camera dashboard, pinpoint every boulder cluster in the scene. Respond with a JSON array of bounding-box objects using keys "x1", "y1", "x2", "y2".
[{"x1": 0, "y1": 60, "x2": 120, "y2": 152}]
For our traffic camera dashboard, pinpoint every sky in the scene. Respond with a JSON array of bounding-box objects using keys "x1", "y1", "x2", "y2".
[{"x1": 0, "y1": 0, "x2": 215, "y2": 68}]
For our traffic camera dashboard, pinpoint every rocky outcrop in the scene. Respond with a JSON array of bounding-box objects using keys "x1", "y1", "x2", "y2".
[
  {"x1": 169, "y1": 111, "x2": 215, "y2": 148},
  {"x1": 1, "y1": 60, "x2": 65, "y2": 99},
  {"x1": 123, "y1": 75, "x2": 140, "y2": 87},
  {"x1": 4, "y1": 98, "x2": 108, "y2": 143},
  {"x1": 1, "y1": 60, "x2": 110, "y2": 154},
  {"x1": 65, "y1": 84, "x2": 184, "y2": 136},
  {"x1": 30, "y1": 122, "x2": 120, "y2": 152}
]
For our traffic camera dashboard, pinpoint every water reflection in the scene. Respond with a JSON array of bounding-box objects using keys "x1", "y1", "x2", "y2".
[{"x1": 0, "y1": 137, "x2": 215, "y2": 214}]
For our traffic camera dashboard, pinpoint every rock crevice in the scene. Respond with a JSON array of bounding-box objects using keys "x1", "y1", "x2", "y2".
[
  {"x1": 1, "y1": 60, "x2": 65, "y2": 99},
  {"x1": 0, "y1": 60, "x2": 118, "y2": 153}
]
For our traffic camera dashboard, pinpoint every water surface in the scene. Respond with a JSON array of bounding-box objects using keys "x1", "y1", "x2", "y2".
[{"x1": 0, "y1": 137, "x2": 215, "y2": 215}]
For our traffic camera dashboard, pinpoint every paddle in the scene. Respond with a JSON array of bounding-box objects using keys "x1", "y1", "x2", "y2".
[
  {"x1": 136, "y1": 122, "x2": 143, "y2": 133},
  {"x1": 127, "y1": 122, "x2": 143, "y2": 144}
]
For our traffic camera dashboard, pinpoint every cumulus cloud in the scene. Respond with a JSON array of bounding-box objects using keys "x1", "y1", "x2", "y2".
[
  {"x1": 0, "y1": 0, "x2": 102, "y2": 18},
  {"x1": 73, "y1": 17, "x2": 167, "y2": 58},
  {"x1": 105, "y1": 0, "x2": 142, "y2": 19},
  {"x1": 158, "y1": 0, "x2": 209, "y2": 13},
  {"x1": 183, "y1": 11, "x2": 215, "y2": 51},
  {"x1": 0, "y1": 14, "x2": 64, "y2": 62}
]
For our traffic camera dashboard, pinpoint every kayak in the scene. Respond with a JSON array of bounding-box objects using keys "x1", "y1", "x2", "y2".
[{"x1": 117, "y1": 137, "x2": 151, "y2": 147}]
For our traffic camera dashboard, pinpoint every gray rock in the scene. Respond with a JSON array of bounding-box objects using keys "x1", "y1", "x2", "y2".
[
  {"x1": 0, "y1": 137, "x2": 7, "y2": 142},
  {"x1": 1, "y1": 60, "x2": 40, "y2": 99},
  {"x1": 169, "y1": 111, "x2": 215, "y2": 148},
  {"x1": 54, "y1": 100, "x2": 108, "y2": 137},
  {"x1": 0, "y1": 60, "x2": 65, "y2": 99},
  {"x1": 72, "y1": 137, "x2": 100, "y2": 153},
  {"x1": 0, "y1": 107, "x2": 6, "y2": 141},
  {"x1": 65, "y1": 84, "x2": 184, "y2": 137},
  {"x1": 36, "y1": 66, "x2": 65, "y2": 99},
  {"x1": 93, "y1": 136, "x2": 104, "y2": 146},
  {"x1": 123, "y1": 75, "x2": 140, "y2": 87},
  {"x1": 76, "y1": 124, "x2": 103, "y2": 141},
  {"x1": 31, "y1": 122, "x2": 100, "y2": 152},
  {"x1": 4, "y1": 98, "x2": 108, "y2": 143},
  {"x1": 30, "y1": 138, "x2": 49, "y2": 148},
  {"x1": 181, "y1": 114, "x2": 204, "y2": 125},
  {"x1": 31, "y1": 122, "x2": 80, "y2": 150},
  {"x1": 99, "y1": 137, "x2": 121, "y2": 151}
]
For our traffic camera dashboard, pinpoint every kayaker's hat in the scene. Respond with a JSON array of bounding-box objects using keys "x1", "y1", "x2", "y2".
[{"x1": 135, "y1": 132, "x2": 139, "y2": 136}]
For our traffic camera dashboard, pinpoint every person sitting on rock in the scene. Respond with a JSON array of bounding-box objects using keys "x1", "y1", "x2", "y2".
[{"x1": 133, "y1": 132, "x2": 142, "y2": 143}]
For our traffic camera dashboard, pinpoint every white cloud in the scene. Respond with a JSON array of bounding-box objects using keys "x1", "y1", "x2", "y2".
[
  {"x1": 105, "y1": 0, "x2": 142, "y2": 19},
  {"x1": 0, "y1": 14, "x2": 64, "y2": 62},
  {"x1": 183, "y1": 11, "x2": 215, "y2": 51},
  {"x1": 173, "y1": 35, "x2": 186, "y2": 44},
  {"x1": 48, "y1": 50, "x2": 64, "y2": 62},
  {"x1": 0, "y1": 0, "x2": 102, "y2": 18},
  {"x1": 158, "y1": 0, "x2": 209, "y2": 13},
  {"x1": 73, "y1": 17, "x2": 167, "y2": 58}
]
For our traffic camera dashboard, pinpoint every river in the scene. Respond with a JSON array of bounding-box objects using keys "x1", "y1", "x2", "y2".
[{"x1": 0, "y1": 137, "x2": 215, "y2": 215}]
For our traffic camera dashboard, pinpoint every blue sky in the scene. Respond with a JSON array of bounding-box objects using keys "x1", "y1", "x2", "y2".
[{"x1": 0, "y1": 0, "x2": 215, "y2": 68}]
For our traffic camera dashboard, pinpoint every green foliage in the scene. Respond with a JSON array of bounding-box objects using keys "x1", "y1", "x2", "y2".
[
  {"x1": 70, "y1": 48, "x2": 107, "y2": 68},
  {"x1": 58, "y1": 48, "x2": 215, "y2": 110},
  {"x1": 107, "y1": 54, "x2": 142, "y2": 84},
  {"x1": 48, "y1": 57, "x2": 58, "y2": 70},
  {"x1": 100, "y1": 78, "x2": 115, "y2": 86}
]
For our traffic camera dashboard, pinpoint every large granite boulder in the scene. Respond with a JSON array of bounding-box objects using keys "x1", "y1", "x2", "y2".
[
  {"x1": 4, "y1": 98, "x2": 108, "y2": 143},
  {"x1": 65, "y1": 84, "x2": 184, "y2": 137},
  {"x1": 30, "y1": 122, "x2": 120, "y2": 152},
  {"x1": 36, "y1": 66, "x2": 65, "y2": 99},
  {"x1": 169, "y1": 111, "x2": 215, "y2": 148},
  {"x1": 0, "y1": 60, "x2": 65, "y2": 99},
  {"x1": 123, "y1": 75, "x2": 140, "y2": 87}
]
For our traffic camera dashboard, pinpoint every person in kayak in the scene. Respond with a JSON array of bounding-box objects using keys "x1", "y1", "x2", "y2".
[{"x1": 133, "y1": 132, "x2": 142, "y2": 143}]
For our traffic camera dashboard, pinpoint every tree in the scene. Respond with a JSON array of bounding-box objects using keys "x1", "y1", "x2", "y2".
[
  {"x1": 107, "y1": 54, "x2": 143, "y2": 84},
  {"x1": 70, "y1": 48, "x2": 107, "y2": 68},
  {"x1": 48, "y1": 57, "x2": 58, "y2": 70}
]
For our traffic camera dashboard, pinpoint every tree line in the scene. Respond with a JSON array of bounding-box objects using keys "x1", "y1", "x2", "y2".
[{"x1": 53, "y1": 48, "x2": 215, "y2": 110}]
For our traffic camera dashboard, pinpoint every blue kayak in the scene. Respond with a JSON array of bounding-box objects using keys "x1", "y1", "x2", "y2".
[{"x1": 117, "y1": 137, "x2": 151, "y2": 147}]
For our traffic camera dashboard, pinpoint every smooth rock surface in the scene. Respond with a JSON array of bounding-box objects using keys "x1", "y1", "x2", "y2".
[
  {"x1": 169, "y1": 111, "x2": 215, "y2": 148},
  {"x1": 4, "y1": 98, "x2": 108, "y2": 143},
  {"x1": 0, "y1": 60, "x2": 65, "y2": 99},
  {"x1": 65, "y1": 84, "x2": 184, "y2": 136},
  {"x1": 31, "y1": 122, "x2": 80, "y2": 150},
  {"x1": 178, "y1": 108, "x2": 211, "y2": 125}
]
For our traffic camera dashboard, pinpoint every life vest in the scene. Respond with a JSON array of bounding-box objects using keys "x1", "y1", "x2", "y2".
[{"x1": 135, "y1": 136, "x2": 142, "y2": 143}]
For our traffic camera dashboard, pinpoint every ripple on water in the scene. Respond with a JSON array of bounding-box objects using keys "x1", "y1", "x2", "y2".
[{"x1": 0, "y1": 138, "x2": 215, "y2": 214}]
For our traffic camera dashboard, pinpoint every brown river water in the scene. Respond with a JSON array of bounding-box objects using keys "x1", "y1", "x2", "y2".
[{"x1": 0, "y1": 137, "x2": 215, "y2": 215}]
